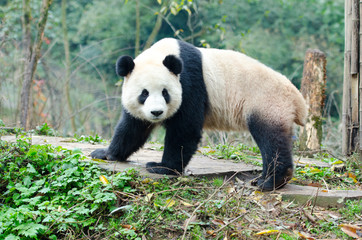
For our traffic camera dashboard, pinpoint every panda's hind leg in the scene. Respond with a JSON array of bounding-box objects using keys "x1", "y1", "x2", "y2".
[{"x1": 247, "y1": 112, "x2": 294, "y2": 191}]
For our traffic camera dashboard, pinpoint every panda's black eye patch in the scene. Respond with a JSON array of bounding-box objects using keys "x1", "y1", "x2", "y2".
[
  {"x1": 162, "y1": 88, "x2": 170, "y2": 104},
  {"x1": 138, "y1": 89, "x2": 149, "y2": 104}
]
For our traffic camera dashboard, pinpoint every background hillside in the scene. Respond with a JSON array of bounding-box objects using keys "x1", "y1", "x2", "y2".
[{"x1": 0, "y1": 0, "x2": 344, "y2": 141}]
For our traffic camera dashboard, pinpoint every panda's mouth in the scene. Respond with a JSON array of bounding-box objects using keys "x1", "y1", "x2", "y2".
[{"x1": 149, "y1": 116, "x2": 164, "y2": 122}]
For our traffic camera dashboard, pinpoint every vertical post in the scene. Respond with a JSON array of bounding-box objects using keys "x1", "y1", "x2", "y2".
[
  {"x1": 343, "y1": 0, "x2": 360, "y2": 155},
  {"x1": 299, "y1": 49, "x2": 327, "y2": 151},
  {"x1": 343, "y1": 0, "x2": 353, "y2": 155},
  {"x1": 351, "y1": 0, "x2": 360, "y2": 152},
  {"x1": 359, "y1": 0, "x2": 362, "y2": 157}
]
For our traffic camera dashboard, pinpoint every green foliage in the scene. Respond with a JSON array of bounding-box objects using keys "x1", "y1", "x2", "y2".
[
  {"x1": 0, "y1": 136, "x2": 360, "y2": 239},
  {"x1": 73, "y1": 133, "x2": 106, "y2": 144},
  {"x1": 293, "y1": 153, "x2": 361, "y2": 189},
  {"x1": 0, "y1": 136, "x2": 136, "y2": 239},
  {"x1": 0, "y1": 119, "x2": 5, "y2": 136},
  {"x1": 33, "y1": 122, "x2": 57, "y2": 136},
  {"x1": 339, "y1": 200, "x2": 362, "y2": 220},
  {"x1": 205, "y1": 143, "x2": 262, "y2": 166}
]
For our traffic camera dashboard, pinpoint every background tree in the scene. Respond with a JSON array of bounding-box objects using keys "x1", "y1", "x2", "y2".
[{"x1": 20, "y1": 0, "x2": 53, "y2": 130}]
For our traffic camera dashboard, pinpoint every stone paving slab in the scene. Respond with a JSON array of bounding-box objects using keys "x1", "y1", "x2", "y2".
[
  {"x1": 1, "y1": 135, "x2": 261, "y2": 177},
  {"x1": 278, "y1": 184, "x2": 362, "y2": 208}
]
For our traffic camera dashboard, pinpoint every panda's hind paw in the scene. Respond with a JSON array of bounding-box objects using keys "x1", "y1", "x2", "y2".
[
  {"x1": 257, "y1": 168, "x2": 293, "y2": 191},
  {"x1": 146, "y1": 162, "x2": 182, "y2": 176}
]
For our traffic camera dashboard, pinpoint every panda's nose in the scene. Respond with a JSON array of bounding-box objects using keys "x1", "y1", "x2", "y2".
[{"x1": 151, "y1": 110, "x2": 163, "y2": 117}]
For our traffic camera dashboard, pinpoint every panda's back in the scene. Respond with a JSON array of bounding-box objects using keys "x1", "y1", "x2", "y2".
[{"x1": 198, "y1": 47, "x2": 306, "y2": 131}]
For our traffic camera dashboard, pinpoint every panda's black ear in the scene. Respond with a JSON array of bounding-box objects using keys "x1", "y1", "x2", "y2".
[
  {"x1": 116, "y1": 56, "x2": 135, "y2": 77},
  {"x1": 163, "y1": 55, "x2": 183, "y2": 75}
]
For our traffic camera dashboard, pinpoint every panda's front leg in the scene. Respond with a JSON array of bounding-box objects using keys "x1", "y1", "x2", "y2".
[
  {"x1": 146, "y1": 116, "x2": 203, "y2": 175},
  {"x1": 91, "y1": 110, "x2": 154, "y2": 161}
]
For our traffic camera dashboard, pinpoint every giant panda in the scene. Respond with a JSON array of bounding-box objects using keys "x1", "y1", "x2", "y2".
[{"x1": 91, "y1": 38, "x2": 308, "y2": 191}]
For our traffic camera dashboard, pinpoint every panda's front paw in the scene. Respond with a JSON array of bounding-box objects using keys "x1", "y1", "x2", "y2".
[
  {"x1": 146, "y1": 162, "x2": 182, "y2": 175},
  {"x1": 90, "y1": 148, "x2": 108, "y2": 160}
]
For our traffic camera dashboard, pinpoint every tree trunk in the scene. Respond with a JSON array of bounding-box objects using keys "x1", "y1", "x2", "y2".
[
  {"x1": 20, "y1": 0, "x2": 32, "y2": 128},
  {"x1": 62, "y1": 0, "x2": 76, "y2": 133},
  {"x1": 20, "y1": 0, "x2": 53, "y2": 130},
  {"x1": 299, "y1": 49, "x2": 327, "y2": 151}
]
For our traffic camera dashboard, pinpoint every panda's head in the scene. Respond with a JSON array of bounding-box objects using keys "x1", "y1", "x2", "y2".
[{"x1": 116, "y1": 54, "x2": 183, "y2": 123}]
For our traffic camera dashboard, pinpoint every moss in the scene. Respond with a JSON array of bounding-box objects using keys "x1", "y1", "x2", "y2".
[{"x1": 312, "y1": 115, "x2": 323, "y2": 145}]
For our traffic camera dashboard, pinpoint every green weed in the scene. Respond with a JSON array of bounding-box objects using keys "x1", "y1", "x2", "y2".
[
  {"x1": 0, "y1": 136, "x2": 135, "y2": 239},
  {"x1": 73, "y1": 133, "x2": 106, "y2": 144},
  {"x1": 34, "y1": 122, "x2": 57, "y2": 136},
  {"x1": 204, "y1": 143, "x2": 262, "y2": 166}
]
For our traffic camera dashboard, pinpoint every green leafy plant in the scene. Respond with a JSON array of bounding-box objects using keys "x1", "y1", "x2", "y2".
[
  {"x1": 204, "y1": 143, "x2": 262, "y2": 166},
  {"x1": 73, "y1": 133, "x2": 106, "y2": 144},
  {"x1": 0, "y1": 136, "x2": 136, "y2": 239},
  {"x1": 34, "y1": 122, "x2": 57, "y2": 136},
  {"x1": 0, "y1": 119, "x2": 5, "y2": 136}
]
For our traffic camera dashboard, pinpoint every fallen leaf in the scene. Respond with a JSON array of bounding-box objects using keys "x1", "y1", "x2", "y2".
[
  {"x1": 206, "y1": 230, "x2": 216, "y2": 236},
  {"x1": 99, "y1": 175, "x2": 109, "y2": 185},
  {"x1": 348, "y1": 172, "x2": 357, "y2": 179},
  {"x1": 180, "y1": 200, "x2": 193, "y2": 207},
  {"x1": 310, "y1": 168, "x2": 321, "y2": 173},
  {"x1": 339, "y1": 224, "x2": 362, "y2": 238},
  {"x1": 91, "y1": 158, "x2": 107, "y2": 163},
  {"x1": 347, "y1": 172, "x2": 358, "y2": 183},
  {"x1": 297, "y1": 231, "x2": 315, "y2": 239},
  {"x1": 165, "y1": 199, "x2": 176, "y2": 208},
  {"x1": 238, "y1": 208, "x2": 247, "y2": 214},
  {"x1": 227, "y1": 187, "x2": 235, "y2": 194},
  {"x1": 255, "y1": 229, "x2": 280, "y2": 235},
  {"x1": 121, "y1": 224, "x2": 136, "y2": 231},
  {"x1": 308, "y1": 182, "x2": 323, "y2": 188},
  {"x1": 211, "y1": 219, "x2": 226, "y2": 226},
  {"x1": 332, "y1": 160, "x2": 344, "y2": 165},
  {"x1": 144, "y1": 193, "x2": 153, "y2": 202},
  {"x1": 142, "y1": 178, "x2": 153, "y2": 184}
]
